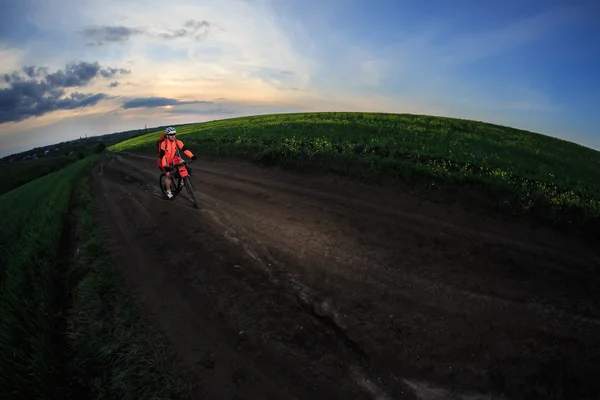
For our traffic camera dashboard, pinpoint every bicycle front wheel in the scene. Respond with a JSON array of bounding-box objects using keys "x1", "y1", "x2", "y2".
[{"x1": 184, "y1": 176, "x2": 198, "y2": 208}]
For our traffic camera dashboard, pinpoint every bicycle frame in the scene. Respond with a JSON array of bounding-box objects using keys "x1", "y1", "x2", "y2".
[
  {"x1": 164, "y1": 161, "x2": 190, "y2": 192},
  {"x1": 164, "y1": 146, "x2": 191, "y2": 183}
]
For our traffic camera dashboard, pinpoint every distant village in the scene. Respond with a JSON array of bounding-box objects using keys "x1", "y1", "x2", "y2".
[
  {"x1": 21, "y1": 146, "x2": 72, "y2": 161},
  {"x1": 5, "y1": 136, "x2": 95, "y2": 163},
  {"x1": 2, "y1": 126, "x2": 155, "y2": 165}
]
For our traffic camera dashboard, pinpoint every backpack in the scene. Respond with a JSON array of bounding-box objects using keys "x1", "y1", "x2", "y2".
[{"x1": 155, "y1": 134, "x2": 166, "y2": 156}]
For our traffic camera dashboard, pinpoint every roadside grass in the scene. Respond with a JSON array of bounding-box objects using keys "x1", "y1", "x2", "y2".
[
  {"x1": 0, "y1": 154, "x2": 192, "y2": 399},
  {"x1": 0, "y1": 156, "x2": 99, "y2": 398},
  {"x1": 109, "y1": 112, "x2": 600, "y2": 234}
]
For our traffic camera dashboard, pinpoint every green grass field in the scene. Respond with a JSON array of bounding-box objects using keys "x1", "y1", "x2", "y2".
[
  {"x1": 110, "y1": 112, "x2": 600, "y2": 233},
  {"x1": 0, "y1": 155, "x2": 191, "y2": 399}
]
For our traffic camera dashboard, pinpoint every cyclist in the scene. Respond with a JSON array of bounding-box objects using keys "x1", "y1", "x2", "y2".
[{"x1": 158, "y1": 127, "x2": 196, "y2": 199}]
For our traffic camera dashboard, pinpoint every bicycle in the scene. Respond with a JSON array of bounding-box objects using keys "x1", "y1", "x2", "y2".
[{"x1": 159, "y1": 159, "x2": 198, "y2": 208}]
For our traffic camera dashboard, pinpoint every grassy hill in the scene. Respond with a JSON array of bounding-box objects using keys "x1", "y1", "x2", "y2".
[{"x1": 110, "y1": 112, "x2": 600, "y2": 234}]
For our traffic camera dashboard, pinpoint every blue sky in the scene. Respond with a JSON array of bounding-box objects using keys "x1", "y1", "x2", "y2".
[{"x1": 0, "y1": 0, "x2": 599, "y2": 157}]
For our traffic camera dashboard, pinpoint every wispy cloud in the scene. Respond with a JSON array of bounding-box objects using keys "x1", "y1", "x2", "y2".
[
  {"x1": 78, "y1": 26, "x2": 145, "y2": 46},
  {"x1": 78, "y1": 19, "x2": 211, "y2": 46},
  {"x1": 157, "y1": 20, "x2": 211, "y2": 41}
]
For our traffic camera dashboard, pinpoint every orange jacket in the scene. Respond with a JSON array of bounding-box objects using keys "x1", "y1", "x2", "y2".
[{"x1": 159, "y1": 138, "x2": 194, "y2": 169}]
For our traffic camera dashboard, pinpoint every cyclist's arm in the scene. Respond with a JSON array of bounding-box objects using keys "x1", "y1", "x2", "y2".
[{"x1": 177, "y1": 140, "x2": 194, "y2": 158}]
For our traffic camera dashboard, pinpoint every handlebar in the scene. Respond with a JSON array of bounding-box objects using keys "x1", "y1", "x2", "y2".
[{"x1": 164, "y1": 159, "x2": 194, "y2": 172}]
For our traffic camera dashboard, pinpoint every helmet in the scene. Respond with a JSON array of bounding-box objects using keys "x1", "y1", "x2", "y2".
[{"x1": 165, "y1": 127, "x2": 176, "y2": 135}]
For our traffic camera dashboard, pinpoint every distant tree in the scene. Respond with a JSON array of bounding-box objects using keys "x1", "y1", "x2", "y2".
[
  {"x1": 77, "y1": 152, "x2": 85, "y2": 160},
  {"x1": 95, "y1": 142, "x2": 106, "y2": 153}
]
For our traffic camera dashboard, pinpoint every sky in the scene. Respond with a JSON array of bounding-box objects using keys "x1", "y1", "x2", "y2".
[{"x1": 1, "y1": 0, "x2": 599, "y2": 157}]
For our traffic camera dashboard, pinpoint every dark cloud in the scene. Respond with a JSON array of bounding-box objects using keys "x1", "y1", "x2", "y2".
[
  {"x1": 78, "y1": 25, "x2": 145, "y2": 46},
  {"x1": 22, "y1": 66, "x2": 49, "y2": 78},
  {"x1": 0, "y1": 83, "x2": 107, "y2": 124},
  {"x1": 108, "y1": 81, "x2": 120, "y2": 88},
  {"x1": 45, "y1": 61, "x2": 128, "y2": 87},
  {"x1": 166, "y1": 108, "x2": 235, "y2": 115},
  {"x1": 184, "y1": 20, "x2": 210, "y2": 30},
  {"x1": 2, "y1": 72, "x2": 23, "y2": 84},
  {"x1": 122, "y1": 97, "x2": 213, "y2": 109},
  {"x1": 11, "y1": 62, "x2": 130, "y2": 88},
  {"x1": 280, "y1": 70, "x2": 295, "y2": 75},
  {"x1": 100, "y1": 67, "x2": 131, "y2": 78},
  {"x1": 0, "y1": 61, "x2": 128, "y2": 124}
]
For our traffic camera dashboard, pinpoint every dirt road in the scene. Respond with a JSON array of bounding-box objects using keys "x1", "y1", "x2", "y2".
[{"x1": 90, "y1": 151, "x2": 600, "y2": 399}]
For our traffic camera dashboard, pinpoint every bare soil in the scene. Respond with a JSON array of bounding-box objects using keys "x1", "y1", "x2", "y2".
[{"x1": 89, "y1": 151, "x2": 600, "y2": 400}]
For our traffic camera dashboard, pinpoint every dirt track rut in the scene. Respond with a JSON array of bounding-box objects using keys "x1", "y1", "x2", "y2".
[{"x1": 90, "y1": 152, "x2": 600, "y2": 399}]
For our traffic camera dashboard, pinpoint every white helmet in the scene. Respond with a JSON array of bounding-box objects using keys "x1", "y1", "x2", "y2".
[{"x1": 165, "y1": 127, "x2": 176, "y2": 135}]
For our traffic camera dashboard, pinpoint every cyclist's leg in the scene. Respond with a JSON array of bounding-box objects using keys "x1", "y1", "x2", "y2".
[
  {"x1": 165, "y1": 171, "x2": 174, "y2": 198},
  {"x1": 164, "y1": 159, "x2": 174, "y2": 192},
  {"x1": 165, "y1": 171, "x2": 172, "y2": 190}
]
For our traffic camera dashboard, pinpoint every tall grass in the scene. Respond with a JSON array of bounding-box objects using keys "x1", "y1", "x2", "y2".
[
  {"x1": 0, "y1": 156, "x2": 99, "y2": 398},
  {"x1": 110, "y1": 112, "x2": 600, "y2": 232}
]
